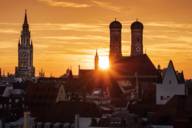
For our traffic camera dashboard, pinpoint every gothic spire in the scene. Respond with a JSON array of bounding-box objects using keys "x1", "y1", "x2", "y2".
[
  {"x1": 21, "y1": 10, "x2": 30, "y2": 39},
  {"x1": 95, "y1": 49, "x2": 98, "y2": 57},
  {"x1": 24, "y1": 9, "x2": 28, "y2": 26},
  {"x1": 95, "y1": 49, "x2": 99, "y2": 70}
]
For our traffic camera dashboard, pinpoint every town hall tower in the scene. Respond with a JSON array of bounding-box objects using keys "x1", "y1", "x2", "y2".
[{"x1": 15, "y1": 11, "x2": 35, "y2": 79}]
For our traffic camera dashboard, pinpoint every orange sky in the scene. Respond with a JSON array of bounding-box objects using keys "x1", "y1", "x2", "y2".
[{"x1": 0, "y1": 0, "x2": 192, "y2": 78}]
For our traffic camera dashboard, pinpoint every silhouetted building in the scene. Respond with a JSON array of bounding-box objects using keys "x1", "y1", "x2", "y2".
[
  {"x1": 156, "y1": 60, "x2": 186, "y2": 105},
  {"x1": 78, "y1": 20, "x2": 160, "y2": 105},
  {"x1": 109, "y1": 20, "x2": 160, "y2": 104},
  {"x1": 15, "y1": 11, "x2": 35, "y2": 80},
  {"x1": 152, "y1": 95, "x2": 192, "y2": 127},
  {"x1": 25, "y1": 81, "x2": 101, "y2": 125},
  {"x1": 95, "y1": 50, "x2": 99, "y2": 70},
  {"x1": 0, "y1": 82, "x2": 25, "y2": 124},
  {"x1": 130, "y1": 20, "x2": 144, "y2": 56},
  {"x1": 0, "y1": 68, "x2": 1, "y2": 78},
  {"x1": 109, "y1": 19, "x2": 122, "y2": 63}
]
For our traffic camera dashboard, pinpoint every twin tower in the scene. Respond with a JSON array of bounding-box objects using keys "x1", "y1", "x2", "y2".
[{"x1": 109, "y1": 19, "x2": 144, "y2": 62}]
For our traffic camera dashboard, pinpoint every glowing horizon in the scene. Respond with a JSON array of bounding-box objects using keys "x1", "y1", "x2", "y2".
[
  {"x1": 99, "y1": 56, "x2": 109, "y2": 70},
  {"x1": 0, "y1": 0, "x2": 192, "y2": 79}
]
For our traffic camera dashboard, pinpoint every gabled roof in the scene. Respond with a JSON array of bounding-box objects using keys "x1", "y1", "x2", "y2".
[
  {"x1": 25, "y1": 81, "x2": 64, "y2": 104},
  {"x1": 112, "y1": 54, "x2": 159, "y2": 77},
  {"x1": 161, "y1": 60, "x2": 185, "y2": 84},
  {"x1": 79, "y1": 69, "x2": 95, "y2": 77}
]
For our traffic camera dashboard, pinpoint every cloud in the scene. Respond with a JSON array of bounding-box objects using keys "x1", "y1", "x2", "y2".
[
  {"x1": 91, "y1": 0, "x2": 121, "y2": 12},
  {"x1": 145, "y1": 22, "x2": 192, "y2": 29},
  {"x1": 38, "y1": 0, "x2": 122, "y2": 12},
  {"x1": 38, "y1": 0, "x2": 91, "y2": 8},
  {"x1": 31, "y1": 23, "x2": 106, "y2": 32},
  {"x1": 39, "y1": 35, "x2": 108, "y2": 41},
  {"x1": 0, "y1": 42, "x2": 16, "y2": 49},
  {"x1": 0, "y1": 29, "x2": 18, "y2": 34}
]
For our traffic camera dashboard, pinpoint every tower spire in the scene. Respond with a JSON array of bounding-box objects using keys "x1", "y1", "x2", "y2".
[
  {"x1": 24, "y1": 9, "x2": 28, "y2": 25},
  {"x1": 16, "y1": 10, "x2": 35, "y2": 79},
  {"x1": 96, "y1": 49, "x2": 98, "y2": 57},
  {"x1": 95, "y1": 49, "x2": 99, "y2": 70}
]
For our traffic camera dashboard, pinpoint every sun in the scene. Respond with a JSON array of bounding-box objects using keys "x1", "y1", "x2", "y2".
[{"x1": 99, "y1": 56, "x2": 110, "y2": 70}]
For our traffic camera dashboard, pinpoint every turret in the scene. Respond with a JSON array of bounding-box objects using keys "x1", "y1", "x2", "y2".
[
  {"x1": 109, "y1": 19, "x2": 122, "y2": 63},
  {"x1": 130, "y1": 20, "x2": 144, "y2": 56},
  {"x1": 15, "y1": 10, "x2": 35, "y2": 79}
]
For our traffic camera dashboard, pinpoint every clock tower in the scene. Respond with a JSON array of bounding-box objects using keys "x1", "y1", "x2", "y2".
[
  {"x1": 15, "y1": 11, "x2": 35, "y2": 79},
  {"x1": 130, "y1": 20, "x2": 144, "y2": 56},
  {"x1": 109, "y1": 19, "x2": 122, "y2": 63}
]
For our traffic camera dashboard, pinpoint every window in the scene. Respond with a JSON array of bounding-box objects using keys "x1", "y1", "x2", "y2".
[
  {"x1": 137, "y1": 38, "x2": 140, "y2": 42},
  {"x1": 160, "y1": 96, "x2": 163, "y2": 100},
  {"x1": 15, "y1": 99, "x2": 19, "y2": 103}
]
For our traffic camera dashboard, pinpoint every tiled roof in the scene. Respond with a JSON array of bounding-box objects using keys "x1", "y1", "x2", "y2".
[
  {"x1": 34, "y1": 101, "x2": 101, "y2": 123},
  {"x1": 25, "y1": 81, "x2": 62, "y2": 105},
  {"x1": 79, "y1": 69, "x2": 95, "y2": 77},
  {"x1": 159, "y1": 60, "x2": 185, "y2": 83},
  {"x1": 112, "y1": 54, "x2": 159, "y2": 77}
]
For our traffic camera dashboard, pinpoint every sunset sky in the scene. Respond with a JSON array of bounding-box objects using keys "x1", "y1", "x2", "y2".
[{"x1": 0, "y1": 0, "x2": 192, "y2": 78}]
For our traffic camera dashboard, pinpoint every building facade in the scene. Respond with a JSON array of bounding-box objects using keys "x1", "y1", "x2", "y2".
[
  {"x1": 109, "y1": 20, "x2": 160, "y2": 103},
  {"x1": 109, "y1": 20, "x2": 122, "y2": 63},
  {"x1": 156, "y1": 60, "x2": 186, "y2": 105},
  {"x1": 15, "y1": 11, "x2": 35, "y2": 79},
  {"x1": 130, "y1": 21, "x2": 144, "y2": 56}
]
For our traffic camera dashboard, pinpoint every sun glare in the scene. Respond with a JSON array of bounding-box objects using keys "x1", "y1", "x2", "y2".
[{"x1": 99, "y1": 56, "x2": 109, "y2": 70}]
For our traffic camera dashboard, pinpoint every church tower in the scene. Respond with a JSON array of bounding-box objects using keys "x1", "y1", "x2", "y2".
[
  {"x1": 130, "y1": 20, "x2": 144, "y2": 56},
  {"x1": 15, "y1": 11, "x2": 35, "y2": 79},
  {"x1": 95, "y1": 50, "x2": 99, "y2": 70},
  {"x1": 109, "y1": 19, "x2": 122, "y2": 63}
]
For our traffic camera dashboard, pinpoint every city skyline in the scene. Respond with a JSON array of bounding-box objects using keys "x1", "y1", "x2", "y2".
[{"x1": 0, "y1": 0, "x2": 192, "y2": 78}]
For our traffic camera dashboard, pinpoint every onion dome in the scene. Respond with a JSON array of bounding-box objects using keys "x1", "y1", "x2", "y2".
[
  {"x1": 131, "y1": 20, "x2": 144, "y2": 29},
  {"x1": 109, "y1": 19, "x2": 122, "y2": 29}
]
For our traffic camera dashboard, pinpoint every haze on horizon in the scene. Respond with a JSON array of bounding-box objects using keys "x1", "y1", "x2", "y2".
[{"x1": 0, "y1": 0, "x2": 192, "y2": 78}]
